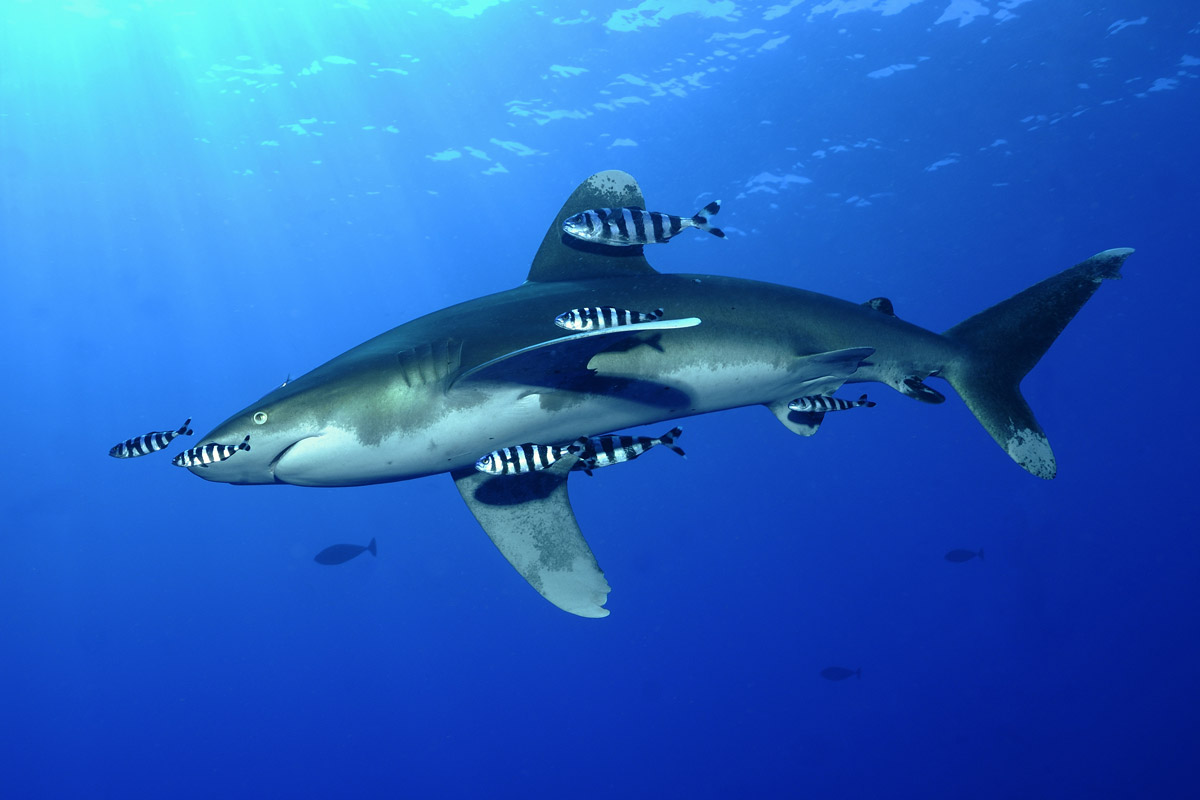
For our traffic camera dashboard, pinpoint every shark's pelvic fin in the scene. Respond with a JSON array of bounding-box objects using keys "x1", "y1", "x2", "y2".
[
  {"x1": 941, "y1": 247, "x2": 1134, "y2": 479},
  {"x1": 396, "y1": 339, "x2": 463, "y2": 387},
  {"x1": 766, "y1": 347, "x2": 875, "y2": 436},
  {"x1": 527, "y1": 170, "x2": 661, "y2": 283},
  {"x1": 451, "y1": 317, "x2": 701, "y2": 388},
  {"x1": 452, "y1": 457, "x2": 611, "y2": 618}
]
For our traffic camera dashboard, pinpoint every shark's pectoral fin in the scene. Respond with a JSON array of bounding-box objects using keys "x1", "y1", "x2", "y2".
[
  {"x1": 766, "y1": 347, "x2": 875, "y2": 437},
  {"x1": 451, "y1": 457, "x2": 611, "y2": 618},
  {"x1": 768, "y1": 403, "x2": 825, "y2": 436},
  {"x1": 451, "y1": 318, "x2": 701, "y2": 389}
]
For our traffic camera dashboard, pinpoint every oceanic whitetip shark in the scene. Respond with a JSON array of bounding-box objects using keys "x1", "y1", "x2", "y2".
[{"x1": 188, "y1": 170, "x2": 1133, "y2": 618}]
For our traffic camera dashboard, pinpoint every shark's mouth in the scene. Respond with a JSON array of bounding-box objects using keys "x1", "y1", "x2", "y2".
[{"x1": 269, "y1": 435, "x2": 322, "y2": 484}]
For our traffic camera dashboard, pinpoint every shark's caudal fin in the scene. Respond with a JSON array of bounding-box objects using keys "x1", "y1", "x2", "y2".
[
  {"x1": 527, "y1": 170, "x2": 660, "y2": 282},
  {"x1": 940, "y1": 248, "x2": 1134, "y2": 479}
]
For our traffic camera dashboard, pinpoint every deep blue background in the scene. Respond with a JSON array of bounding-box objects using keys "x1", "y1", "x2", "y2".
[{"x1": 2, "y1": 1, "x2": 1196, "y2": 797}]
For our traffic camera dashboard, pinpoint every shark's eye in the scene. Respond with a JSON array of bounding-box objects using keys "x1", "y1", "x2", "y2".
[{"x1": 253, "y1": 411, "x2": 269, "y2": 425}]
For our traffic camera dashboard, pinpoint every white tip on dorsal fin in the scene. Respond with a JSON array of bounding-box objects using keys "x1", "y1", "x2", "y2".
[{"x1": 526, "y1": 170, "x2": 660, "y2": 283}]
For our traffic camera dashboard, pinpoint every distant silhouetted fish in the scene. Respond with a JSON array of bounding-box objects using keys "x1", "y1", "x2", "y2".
[
  {"x1": 944, "y1": 548, "x2": 984, "y2": 563},
  {"x1": 314, "y1": 538, "x2": 377, "y2": 565},
  {"x1": 820, "y1": 666, "x2": 861, "y2": 681}
]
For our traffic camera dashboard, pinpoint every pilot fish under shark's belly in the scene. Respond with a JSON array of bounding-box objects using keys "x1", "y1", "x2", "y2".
[{"x1": 183, "y1": 170, "x2": 1134, "y2": 619}]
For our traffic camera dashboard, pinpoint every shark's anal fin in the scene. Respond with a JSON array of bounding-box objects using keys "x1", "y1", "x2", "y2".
[
  {"x1": 451, "y1": 317, "x2": 701, "y2": 388},
  {"x1": 765, "y1": 347, "x2": 875, "y2": 437},
  {"x1": 451, "y1": 457, "x2": 611, "y2": 618}
]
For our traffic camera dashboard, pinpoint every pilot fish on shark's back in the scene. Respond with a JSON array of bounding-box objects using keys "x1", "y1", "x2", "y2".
[
  {"x1": 172, "y1": 436, "x2": 251, "y2": 468},
  {"x1": 562, "y1": 201, "x2": 724, "y2": 246},
  {"x1": 109, "y1": 418, "x2": 193, "y2": 458},
  {"x1": 555, "y1": 306, "x2": 664, "y2": 332}
]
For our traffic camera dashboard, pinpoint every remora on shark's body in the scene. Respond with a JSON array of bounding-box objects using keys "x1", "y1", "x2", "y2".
[{"x1": 187, "y1": 170, "x2": 1133, "y2": 618}]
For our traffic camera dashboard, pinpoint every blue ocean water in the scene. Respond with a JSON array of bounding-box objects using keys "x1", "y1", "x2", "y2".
[{"x1": 1, "y1": 1, "x2": 1197, "y2": 796}]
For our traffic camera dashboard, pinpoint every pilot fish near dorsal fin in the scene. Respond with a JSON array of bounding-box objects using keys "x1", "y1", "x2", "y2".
[
  {"x1": 526, "y1": 170, "x2": 661, "y2": 283},
  {"x1": 396, "y1": 339, "x2": 463, "y2": 388}
]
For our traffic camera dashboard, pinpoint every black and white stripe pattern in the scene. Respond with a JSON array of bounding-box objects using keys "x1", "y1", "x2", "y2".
[
  {"x1": 109, "y1": 418, "x2": 194, "y2": 459},
  {"x1": 562, "y1": 201, "x2": 724, "y2": 246},
  {"x1": 554, "y1": 306, "x2": 665, "y2": 332},
  {"x1": 575, "y1": 427, "x2": 685, "y2": 475},
  {"x1": 475, "y1": 438, "x2": 587, "y2": 476},
  {"x1": 787, "y1": 394, "x2": 876, "y2": 413},
  {"x1": 172, "y1": 436, "x2": 251, "y2": 468}
]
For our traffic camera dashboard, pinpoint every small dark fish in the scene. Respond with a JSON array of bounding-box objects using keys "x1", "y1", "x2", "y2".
[
  {"x1": 575, "y1": 427, "x2": 686, "y2": 475},
  {"x1": 562, "y1": 201, "x2": 724, "y2": 246},
  {"x1": 820, "y1": 666, "x2": 861, "y2": 681},
  {"x1": 109, "y1": 418, "x2": 193, "y2": 458},
  {"x1": 555, "y1": 306, "x2": 664, "y2": 332},
  {"x1": 788, "y1": 394, "x2": 876, "y2": 413},
  {"x1": 944, "y1": 548, "x2": 984, "y2": 563},
  {"x1": 475, "y1": 438, "x2": 588, "y2": 476},
  {"x1": 172, "y1": 436, "x2": 251, "y2": 468},
  {"x1": 314, "y1": 538, "x2": 378, "y2": 565}
]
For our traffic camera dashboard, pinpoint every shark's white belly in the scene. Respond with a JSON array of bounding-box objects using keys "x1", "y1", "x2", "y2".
[{"x1": 271, "y1": 358, "x2": 812, "y2": 487}]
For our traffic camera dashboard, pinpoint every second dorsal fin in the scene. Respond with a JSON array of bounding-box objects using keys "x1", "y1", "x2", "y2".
[{"x1": 526, "y1": 170, "x2": 660, "y2": 283}]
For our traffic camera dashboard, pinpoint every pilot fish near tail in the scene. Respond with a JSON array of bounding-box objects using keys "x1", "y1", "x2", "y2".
[
  {"x1": 562, "y1": 201, "x2": 723, "y2": 246},
  {"x1": 109, "y1": 418, "x2": 194, "y2": 458},
  {"x1": 172, "y1": 436, "x2": 251, "y2": 468},
  {"x1": 555, "y1": 306, "x2": 664, "y2": 332}
]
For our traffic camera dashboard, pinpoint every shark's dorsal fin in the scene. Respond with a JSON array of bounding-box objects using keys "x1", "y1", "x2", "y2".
[
  {"x1": 451, "y1": 318, "x2": 701, "y2": 388},
  {"x1": 451, "y1": 456, "x2": 611, "y2": 618},
  {"x1": 396, "y1": 339, "x2": 462, "y2": 387},
  {"x1": 862, "y1": 297, "x2": 896, "y2": 316},
  {"x1": 527, "y1": 170, "x2": 660, "y2": 283}
]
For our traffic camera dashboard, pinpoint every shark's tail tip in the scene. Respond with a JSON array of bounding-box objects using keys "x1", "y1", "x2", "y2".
[{"x1": 367, "y1": 537, "x2": 377, "y2": 557}]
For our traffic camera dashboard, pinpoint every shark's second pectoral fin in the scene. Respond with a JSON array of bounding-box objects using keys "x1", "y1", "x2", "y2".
[
  {"x1": 451, "y1": 457, "x2": 611, "y2": 618},
  {"x1": 451, "y1": 317, "x2": 701, "y2": 389},
  {"x1": 766, "y1": 346, "x2": 875, "y2": 437},
  {"x1": 769, "y1": 404, "x2": 825, "y2": 436}
]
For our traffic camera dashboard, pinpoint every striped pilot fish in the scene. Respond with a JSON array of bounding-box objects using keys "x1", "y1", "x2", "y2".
[
  {"x1": 109, "y1": 418, "x2": 194, "y2": 459},
  {"x1": 562, "y1": 201, "x2": 724, "y2": 246},
  {"x1": 788, "y1": 394, "x2": 877, "y2": 413},
  {"x1": 475, "y1": 438, "x2": 589, "y2": 476},
  {"x1": 554, "y1": 306, "x2": 664, "y2": 332},
  {"x1": 172, "y1": 436, "x2": 252, "y2": 468},
  {"x1": 575, "y1": 427, "x2": 685, "y2": 476}
]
